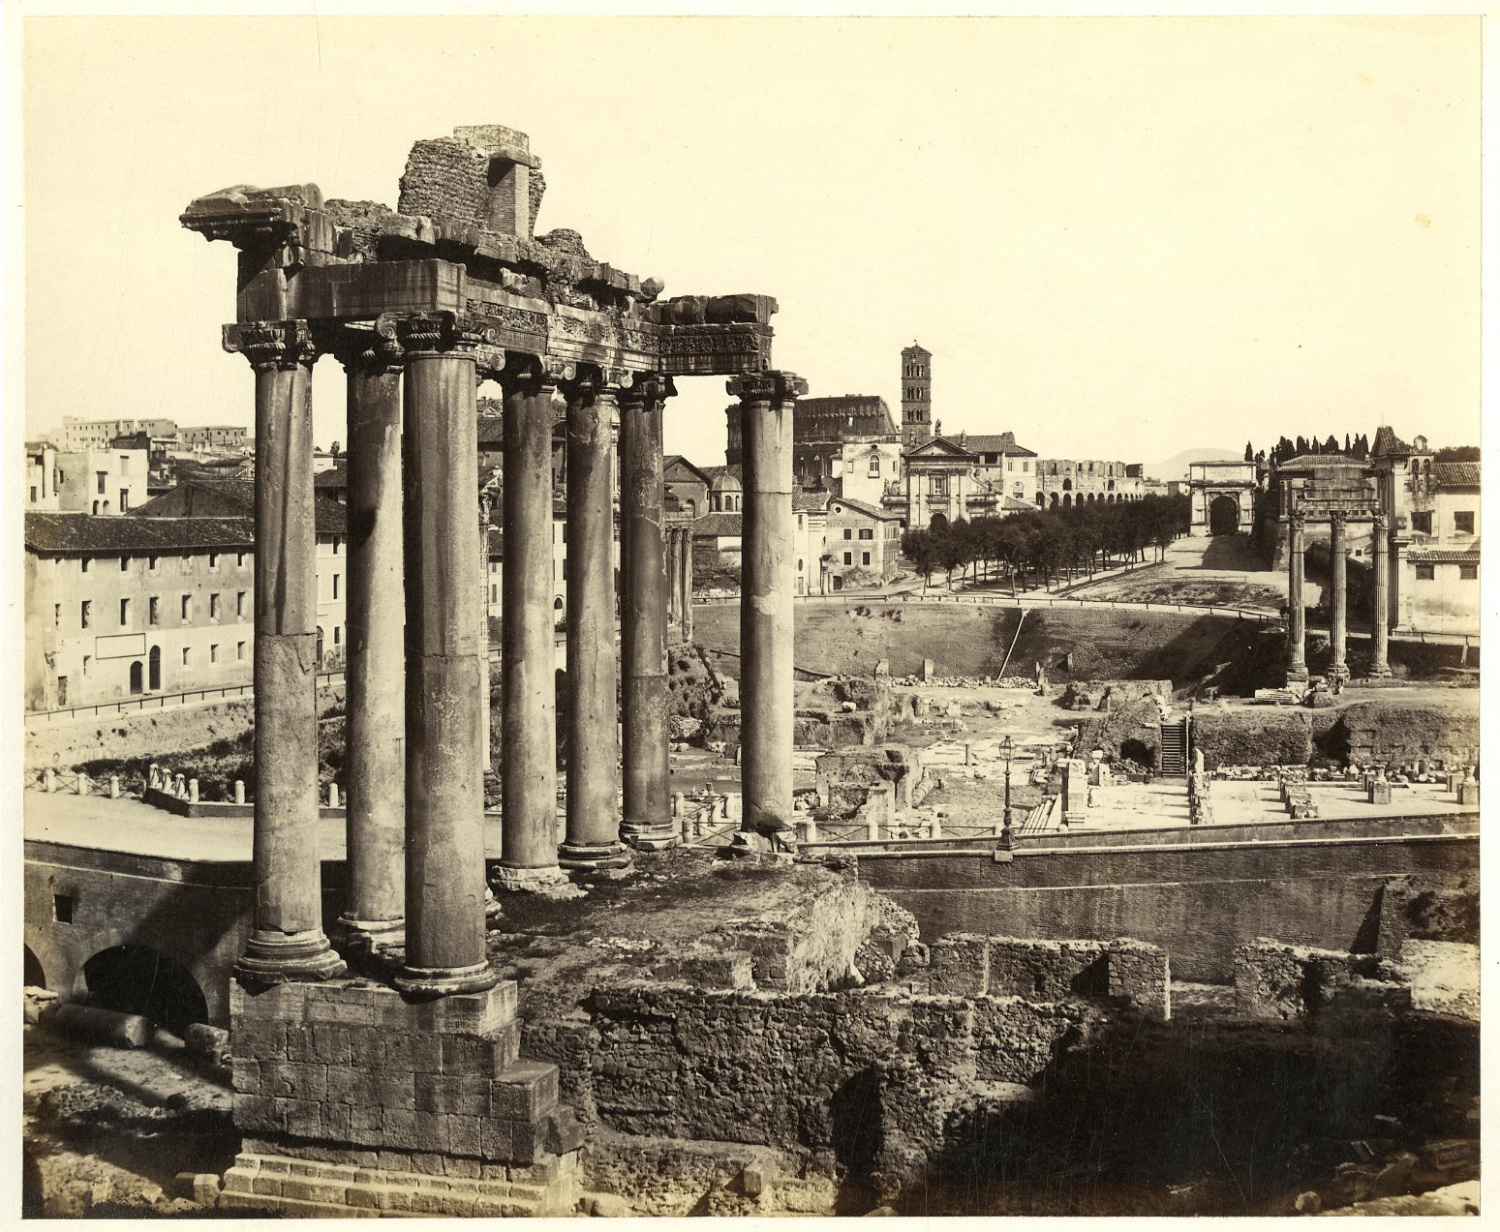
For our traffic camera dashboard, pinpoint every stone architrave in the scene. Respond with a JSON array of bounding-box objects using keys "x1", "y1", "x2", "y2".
[
  {"x1": 731, "y1": 371, "x2": 808, "y2": 838},
  {"x1": 618, "y1": 375, "x2": 677, "y2": 849},
  {"x1": 559, "y1": 370, "x2": 631, "y2": 871},
  {"x1": 333, "y1": 319, "x2": 407, "y2": 954},
  {"x1": 1286, "y1": 507, "x2": 1309, "y2": 683},
  {"x1": 1328, "y1": 510, "x2": 1350, "y2": 688},
  {"x1": 395, "y1": 313, "x2": 496, "y2": 995},
  {"x1": 224, "y1": 320, "x2": 345, "y2": 985},
  {"x1": 1370, "y1": 512, "x2": 1392, "y2": 678},
  {"x1": 496, "y1": 356, "x2": 568, "y2": 888}
]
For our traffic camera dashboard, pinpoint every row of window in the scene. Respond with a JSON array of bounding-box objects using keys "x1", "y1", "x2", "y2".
[
  {"x1": 840, "y1": 528, "x2": 877, "y2": 540},
  {"x1": 74, "y1": 549, "x2": 252, "y2": 576},
  {"x1": 1413, "y1": 563, "x2": 1478, "y2": 581},
  {"x1": 66, "y1": 589, "x2": 252, "y2": 630},
  {"x1": 842, "y1": 551, "x2": 873, "y2": 567},
  {"x1": 79, "y1": 640, "x2": 250, "y2": 677},
  {"x1": 1410, "y1": 511, "x2": 1475, "y2": 535}
]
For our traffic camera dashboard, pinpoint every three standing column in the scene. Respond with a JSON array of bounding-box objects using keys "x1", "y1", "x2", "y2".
[
  {"x1": 1286, "y1": 507, "x2": 1308, "y2": 683},
  {"x1": 730, "y1": 371, "x2": 808, "y2": 838},
  {"x1": 394, "y1": 314, "x2": 495, "y2": 996},
  {"x1": 1328, "y1": 510, "x2": 1350, "y2": 688},
  {"x1": 226, "y1": 320, "x2": 344, "y2": 984},
  {"x1": 559, "y1": 371, "x2": 630, "y2": 870},
  {"x1": 496, "y1": 357, "x2": 568, "y2": 886},
  {"x1": 619, "y1": 376, "x2": 677, "y2": 849},
  {"x1": 1370, "y1": 513, "x2": 1391, "y2": 678},
  {"x1": 334, "y1": 320, "x2": 407, "y2": 954}
]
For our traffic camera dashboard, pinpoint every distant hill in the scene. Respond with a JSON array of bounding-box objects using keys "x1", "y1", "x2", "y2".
[{"x1": 1145, "y1": 448, "x2": 1241, "y2": 482}]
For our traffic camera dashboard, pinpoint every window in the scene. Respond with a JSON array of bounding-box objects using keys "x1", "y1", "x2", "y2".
[
  {"x1": 82, "y1": 655, "x2": 91, "y2": 677},
  {"x1": 149, "y1": 555, "x2": 158, "y2": 572},
  {"x1": 80, "y1": 601, "x2": 91, "y2": 629},
  {"x1": 1460, "y1": 564, "x2": 1478, "y2": 580},
  {"x1": 843, "y1": 552, "x2": 853, "y2": 565},
  {"x1": 119, "y1": 554, "x2": 130, "y2": 572},
  {"x1": 858, "y1": 528, "x2": 874, "y2": 540},
  {"x1": 181, "y1": 595, "x2": 191, "y2": 620},
  {"x1": 119, "y1": 491, "x2": 129, "y2": 514},
  {"x1": 843, "y1": 528, "x2": 853, "y2": 540},
  {"x1": 237, "y1": 551, "x2": 247, "y2": 568},
  {"x1": 1023, "y1": 459, "x2": 1030, "y2": 473},
  {"x1": 210, "y1": 593, "x2": 220, "y2": 619},
  {"x1": 29, "y1": 486, "x2": 36, "y2": 503},
  {"x1": 80, "y1": 556, "x2": 90, "y2": 574},
  {"x1": 1454, "y1": 511, "x2": 1475, "y2": 535},
  {"x1": 53, "y1": 604, "x2": 60, "y2": 629},
  {"x1": 209, "y1": 552, "x2": 218, "y2": 571},
  {"x1": 149, "y1": 597, "x2": 159, "y2": 626},
  {"x1": 96, "y1": 471, "x2": 107, "y2": 494},
  {"x1": 868, "y1": 457, "x2": 880, "y2": 476},
  {"x1": 210, "y1": 644, "x2": 218, "y2": 663},
  {"x1": 237, "y1": 591, "x2": 247, "y2": 617},
  {"x1": 333, "y1": 626, "x2": 341, "y2": 646},
  {"x1": 798, "y1": 559, "x2": 805, "y2": 571},
  {"x1": 332, "y1": 574, "x2": 340, "y2": 600},
  {"x1": 120, "y1": 456, "x2": 130, "y2": 475},
  {"x1": 491, "y1": 584, "x2": 498, "y2": 603},
  {"x1": 1410, "y1": 511, "x2": 1432, "y2": 535},
  {"x1": 53, "y1": 894, "x2": 73, "y2": 924},
  {"x1": 862, "y1": 552, "x2": 871, "y2": 566},
  {"x1": 237, "y1": 641, "x2": 246, "y2": 660},
  {"x1": 1415, "y1": 563, "x2": 1435, "y2": 580},
  {"x1": 119, "y1": 598, "x2": 130, "y2": 625}
]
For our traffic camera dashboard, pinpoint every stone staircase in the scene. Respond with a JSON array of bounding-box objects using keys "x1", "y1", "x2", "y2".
[{"x1": 1159, "y1": 720, "x2": 1188, "y2": 777}]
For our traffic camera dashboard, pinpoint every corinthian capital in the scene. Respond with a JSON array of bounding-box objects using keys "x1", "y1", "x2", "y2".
[
  {"x1": 1288, "y1": 507, "x2": 1305, "y2": 533},
  {"x1": 395, "y1": 311, "x2": 483, "y2": 357},
  {"x1": 727, "y1": 370, "x2": 809, "y2": 405},
  {"x1": 223, "y1": 320, "x2": 318, "y2": 371},
  {"x1": 619, "y1": 372, "x2": 678, "y2": 411},
  {"x1": 1329, "y1": 508, "x2": 1347, "y2": 532},
  {"x1": 331, "y1": 316, "x2": 405, "y2": 375}
]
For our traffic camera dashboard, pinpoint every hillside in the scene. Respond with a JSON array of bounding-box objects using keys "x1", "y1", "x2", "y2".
[{"x1": 1145, "y1": 447, "x2": 1241, "y2": 481}]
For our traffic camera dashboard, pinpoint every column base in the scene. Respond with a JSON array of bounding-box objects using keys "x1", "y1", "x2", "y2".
[
  {"x1": 332, "y1": 913, "x2": 405, "y2": 956},
  {"x1": 620, "y1": 822, "x2": 679, "y2": 852},
  {"x1": 557, "y1": 840, "x2": 632, "y2": 871},
  {"x1": 1285, "y1": 664, "x2": 1309, "y2": 684},
  {"x1": 491, "y1": 864, "x2": 571, "y2": 892},
  {"x1": 392, "y1": 958, "x2": 498, "y2": 998},
  {"x1": 1368, "y1": 662, "x2": 1393, "y2": 680},
  {"x1": 1328, "y1": 663, "x2": 1351, "y2": 686},
  {"x1": 234, "y1": 929, "x2": 347, "y2": 985},
  {"x1": 484, "y1": 885, "x2": 503, "y2": 920}
]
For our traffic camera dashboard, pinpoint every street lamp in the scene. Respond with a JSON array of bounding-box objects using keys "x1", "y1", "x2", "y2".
[{"x1": 1001, "y1": 734, "x2": 1015, "y2": 850}]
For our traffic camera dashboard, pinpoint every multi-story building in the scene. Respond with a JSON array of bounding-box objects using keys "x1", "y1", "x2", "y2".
[
  {"x1": 664, "y1": 455, "x2": 713, "y2": 521},
  {"x1": 1034, "y1": 458, "x2": 1146, "y2": 508},
  {"x1": 726, "y1": 394, "x2": 900, "y2": 491},
  {"x1": 179, "y1": 425, "x2": 249, "y2": 452},
  {"x1": 30, "y1": 446, "x2": 150, "y2": 516},
  {"x1": 826, "y1": 496, "x2": 903, "y2": 588},
  {"x1": 835, "y1": 435, "x2": 905, "y2": 508},
  {"x1": 47, "y1": 416, "x2": 178, "y2": 452}
]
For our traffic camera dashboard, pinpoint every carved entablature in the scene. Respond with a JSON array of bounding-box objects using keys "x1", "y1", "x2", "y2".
[
  {"x1": 659, "y1": 324, "x2": 772, "y2": 378},
  {"x1": 181, "y1": 183, "x2": 324, "y2": 245}
]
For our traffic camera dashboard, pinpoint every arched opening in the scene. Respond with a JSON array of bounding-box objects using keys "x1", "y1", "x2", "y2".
[
  {"x1": 316, "y1": 627, "x2": 325, "y2": 665},
  {"x1": 553, "y1": 596, "x2": 565, "y2": 626},
  {"x1": 1049, "y1": 492, "x2": 1059, "y2": 508},
  {"x1": 1062, "y1": 478, "x2": 1073, "y2": 492},
  {"x1": 1062, "y1": 494, "x2": 1072, "y2": 508},
  {"x1": 1036, "y1": 493, "x2": 1045, "y2": 506},
  {"x1": 1086, "y1": 493, "x2": 1095, "y2": 504},
  {"x1": 82, "y1": 945, "x2": 208, "y2": 1037},
  {"x1": 1209, "y1": 493, "x2": 1240, "y2": 535},
  {"x1": 128, "y1": 660, "x2": 143, "y2": 695},
  {"x1": 929, "y1": 513, "x2": 949, "y2": 532},
  {"x1": 148, "y1": 644, "x2": 161, "y2": 691},
  {"x1": 24, "y1": 945, "x2": 46, "y2": 990}
]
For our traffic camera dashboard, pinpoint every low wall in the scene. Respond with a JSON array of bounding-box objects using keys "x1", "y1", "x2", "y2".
[{"x1": 857, "y1": 833, "x2": 1478, "y2": 982}]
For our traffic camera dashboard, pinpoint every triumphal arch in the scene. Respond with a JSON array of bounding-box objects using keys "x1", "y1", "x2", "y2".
[{"x1": 182, "y1": 125, "x2": 804, "y2": 1211}]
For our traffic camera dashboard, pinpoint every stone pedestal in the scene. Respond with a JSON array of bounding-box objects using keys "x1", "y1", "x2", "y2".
[
  {"x1": 226, "y1": 321, "x2": 344, "y2": 985},
  {"x1": 499, "y1": 359, "x2": 564, "y2": 882},
  {"x1": 1458, "y1": 782, "x2": 1479, "y2": 807},
  {"x1": 335, "y1": 322, "x2": 407, "y2": 954},
  {"x1": 732, "y1": 372, "x2": 807, "y2": 838},
  {"x1": 558, "y1": 376, "x2": 629, "y2": 871},
  {"x1": 1062, "y1": 758, "x2": 1089, "y2": 824},
  {"x1": 618, "y1": 377, "x2": 676, "y2": 849},
  {"x1": 1286, "y1": 508, "x2": 1308, "y2": 683},
  {"x1": 1368, "y1": 782, "x2": 1393, "y2": 806},
  {"x1": 1328, "y1": 510, "x2": 1350, "y2": 688}
]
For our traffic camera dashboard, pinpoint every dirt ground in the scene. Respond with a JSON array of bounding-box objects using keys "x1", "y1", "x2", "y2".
[{"x1": 1062, "y1": 534, "x2": 1301, "y2": 609}]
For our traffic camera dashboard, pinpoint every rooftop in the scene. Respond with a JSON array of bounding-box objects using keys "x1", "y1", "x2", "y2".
[{"x1": 25, "y1": 512, "x2": 255, "y2": 554}]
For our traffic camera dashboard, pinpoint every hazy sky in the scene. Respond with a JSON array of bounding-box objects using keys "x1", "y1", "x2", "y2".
[{"x1": 21, "y1": 15, "x2": 1481, "y2": 469}]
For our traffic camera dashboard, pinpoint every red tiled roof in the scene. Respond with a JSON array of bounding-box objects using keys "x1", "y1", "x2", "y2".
[
  {"x1": 1432, "y1": 461, "x2": 1480, "y2": 488},
  {"x1": 26, "y1": 512, "x2": 254, "y2": 553}
]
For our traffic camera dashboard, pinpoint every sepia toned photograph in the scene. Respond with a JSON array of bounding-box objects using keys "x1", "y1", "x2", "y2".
[{"x1": 9, "y1": 8, "x2": 1484, "y2": 1219}]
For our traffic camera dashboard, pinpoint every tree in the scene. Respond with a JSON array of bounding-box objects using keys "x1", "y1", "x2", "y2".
[
  {"x1": 901, "y1": 527, "x2": 941, "y2": 595},
  {"x1": 1244, "y1": 441, "x2": 1255, "y2": 463},
  {"x1": 1434, "y1": 445, "x2": 1480, "y2": 462}
]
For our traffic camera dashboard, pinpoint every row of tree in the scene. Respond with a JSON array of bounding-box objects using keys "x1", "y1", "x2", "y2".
[
  {"x1": 899, "y1": 495, "x2": 1191, "y2": 593},
  {"x1": 1248, "y1": 434, "x2": 1373, "y2": 465}
]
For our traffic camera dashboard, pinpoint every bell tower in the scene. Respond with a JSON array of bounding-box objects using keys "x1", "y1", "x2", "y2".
[{"x1": 901, "y1": 342, "x2": 932, "y2": 449}]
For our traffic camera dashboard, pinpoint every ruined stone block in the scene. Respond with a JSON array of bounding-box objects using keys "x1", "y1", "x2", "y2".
[
  {"x1": 263, "y1": 1060, "x2": 328, "y2": 1102},
  {"x1": 231, "y1": 1057, "x2": 261, "y2": 1094},
  {"x1": 232, "y1": 1017, "x2": 287, "y2": 1060},
  {"x1": 371, "y1": 1069, "x2": 416, "y2": 1111},
  {"x1": 447, "y1": 1114, "x2": 484, "y2": 1157},
  {"x1": 231, "y1": 979, "x2": 309, "y2": 1023},
  {"x1": 277, "y1": 1097, "x2": 324, "y2": 1139},
  {"x1": 379, "y1": 1031, "x2": 443, "y2": 1073},
  {"x1": 490, "y1": 1062, "x2": 559, "y2": 1121},
  {"x1": 234, "y1": 1093, "x2": 284, "y2": 1134},
  {"x1": 439, "y1": 1027, "x2": 521, "y2": 1077},
  {"x1": 926, "y1": 934, "x2": 990, "y2": 997}
]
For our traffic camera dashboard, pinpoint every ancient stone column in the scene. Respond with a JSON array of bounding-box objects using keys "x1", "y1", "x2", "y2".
[
  {"x1": 479, "y1": 493, "x2": 493, "y2": 773},
  {"x1": 559, "y1": 371, "x2": 630, "y2": 871},
  {"x1": 333, "y1": 320, "x2": 406, "y2": 954},
  {"x1": 680, "y1": 525, "x2": 694, "y2": 644},
  {"x1": 618, "y1": 375, "x2": 676, "y2": 849},
  {"x1": 666, "y1": 529, "x2": 681, "y2": 629},
  {"x1": 1328, "y1": 509, "x2": 1350, "y2": 687},
  {"x1": 496, "y1": 356, "x2": 567, "y2": 886},
  {"x1": 224, "y1": 321, "x2": 344, "y2": 984},
  {"x1": 1370, "y1": 513, "x2": 1392, "y2": 678},
  {"x1": 731, "y1": 371, "x2": 808, "y2": 837},
  {"x1": 395, "y1": 314, "x2": 495, "y2": 996},
  {"x1": 1286, "y1": 507, "x2": 1308, "y2": 683}
]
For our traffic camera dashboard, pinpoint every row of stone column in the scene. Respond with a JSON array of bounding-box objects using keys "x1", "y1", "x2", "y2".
[
  {"x1": 227, "y1": 315, "x2": 805, "y2": 996},
  {"x1": 1286, "y1": 506, "x2": 1390, "y2": 684}
]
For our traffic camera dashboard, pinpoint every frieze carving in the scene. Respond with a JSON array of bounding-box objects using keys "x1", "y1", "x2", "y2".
[
  {"x1": 463, "y1": 297, "x2": 548, "y2": 336},
  {"x1": 223, "y1": 320, "x2": 318, "y2": 371},
  {"x1": 659, "y1": 327, "x2": 766, "y2": 357}
]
